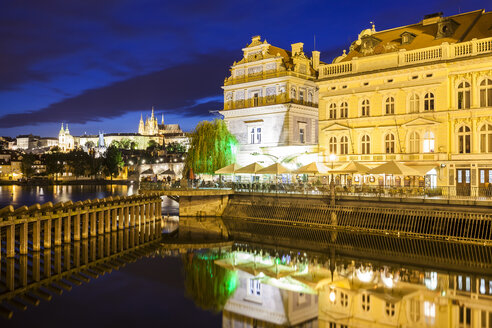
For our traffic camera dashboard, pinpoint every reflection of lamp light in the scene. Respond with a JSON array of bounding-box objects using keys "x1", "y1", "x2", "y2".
[
  {"x1": 329, "y1": 289, "x2": 336, "y2": 303},
  {"x1": 356, "y1": 266, "x2": 374, "y2": 283}
]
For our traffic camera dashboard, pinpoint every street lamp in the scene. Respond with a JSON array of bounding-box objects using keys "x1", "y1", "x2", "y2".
[{"x1": 329, "y1": 154, "x2": 337, "y2": 184}]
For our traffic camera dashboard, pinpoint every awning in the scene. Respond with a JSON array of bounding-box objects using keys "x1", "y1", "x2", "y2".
[
  {"x1": 330, "y1": 161, "x2": 371, "y2": 174},
  {"x1": 408, "y1": 165, "x2": 438, "y2": 176},
  {"x1": 294, "y1": 162, "x2": 330, "y2": 175},
  {"x1": 215, "y1": 163, "x2": 242, "y2": 174},
  {"x1": 140, "y1": 168, "x2": 155, "y2": 175},
  {"x1": 367, "y1": 161, "x2": 421, "y2": 176},
  {"x1": 158, "y1": 169, "x2": 176, "y2": 175},
  {"x1": 257, "y1": 163, "x2": 291, "y2": 175},
  {"x1": 235, "y1": 162, "x2": 264, "y2": 174}
]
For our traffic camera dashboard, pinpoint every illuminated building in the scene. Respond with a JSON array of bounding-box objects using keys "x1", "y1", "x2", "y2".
[
  {"x1": 317, "y1": 10, "x2": 492, "y2": 192},
  {"x1": 220, "y1": 36, "x2": 321, "y2": 167},
  {"x1": 58, "y1": 123, "x2": 75, "y2": 151},
  {"x1": 138, "y1": 106, "x2": 188, "y2": 146}
]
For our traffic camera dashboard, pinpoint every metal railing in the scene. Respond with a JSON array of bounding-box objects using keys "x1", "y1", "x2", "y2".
[{"x1": 140, "y1": 181, "x2": 492, "y2": 202}]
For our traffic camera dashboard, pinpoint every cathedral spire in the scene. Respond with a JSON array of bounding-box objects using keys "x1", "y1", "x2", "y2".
[
  {"x1": 161, "y1": 114, "x2": 164, "y2": 125},
  {"x1": 59, "y1": 123, "x2": 65, "y2": 135}
]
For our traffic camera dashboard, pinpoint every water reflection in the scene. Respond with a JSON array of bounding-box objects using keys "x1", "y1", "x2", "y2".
[{"x1": 160, "y1": 217, "x2": 492, "y2": 328}]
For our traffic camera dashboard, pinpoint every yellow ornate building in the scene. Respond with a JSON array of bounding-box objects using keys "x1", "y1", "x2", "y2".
[
  {"x1": 220, "y1": 36, "x2": 321, "y2": 167},
  {"x1": 317, "y1": 10, "x2": 492, "y2": 194},
  {"x1": 58, "y1": 123, "x2": 75, "y2": 151}
]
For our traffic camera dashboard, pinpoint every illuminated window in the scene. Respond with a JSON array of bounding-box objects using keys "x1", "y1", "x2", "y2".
[
  {"x1": 410, "y1": 94, "x2": 420, "y2": 111},
  {"x1": 361, "y1": 99, "x2": 370, "y2": 117},
  {"x1": 340, "y1": 102, "x2": 348, "y2": 118},
  {"x1": 340, "y1": 136, "x2": 349, "y2": 155},
  {"x1": 424, "y1": 93, "x2": 435, "y2": 111},
  {"x1": 361, "y1": 135, "x2": 371, "y2": 154},
  {"x1": 361, "y1": 293, "x2": 370, "y2": 312},
  {"x1": 299, "y1": 90, "x2": 305, "y2": 103},
  {"x1": 385, "y1": 97, "x2": 395, "y2": 115},
  {"x1": 250, "y1": 127, "x2": 262, "y2": 144},
  {"x1": 386, "y1": 302, "x2": 396, "y2": 317},
  {"x1": 480, "y1": 78, "x2": 492, "y2": 107},
  {"x1": 423, "y1": 131, "x2": 435, "y2": 153},
  {"x1": 457, "y1": 81, "x2": 471, "y2": 109},
  {"x1": 409, "y1": 131, "x2": 420, "y2": 153},
  {"x1": 424, "y1": 301, "x2": 435, "y2": 325},
  {"x1": 385, "y1": 133, "x2": 395, "y2": 153},
  {"x1": 248, "y1": 278, "x2": 261, "y2": 297},
  {"x1": 329, "y1": 103, "x2": 337, "y2": 119},
  {"x1": 480, "y1": 124, "x2": 492, "y2": 153},
  {"x1": 409, "y1": 299, "x2": 421, "y2": 323},
  {"x1": 329, "y1": 137, "x2": 337, "y2": 154},
  {"x1": 458, "y1": 126, "x2": 471, "y2": 154}
]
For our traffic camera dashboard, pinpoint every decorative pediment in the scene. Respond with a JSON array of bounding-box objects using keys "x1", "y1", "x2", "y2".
[
  {"x1": 322, "y1": 123, "x2": 350, "y2": 132},
  {"x1": 401, "y1": 117, "x2": 441, "y2": 127}
]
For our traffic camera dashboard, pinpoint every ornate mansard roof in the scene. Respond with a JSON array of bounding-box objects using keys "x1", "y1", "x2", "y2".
[{"x1": 335, "y1": 9, "x2": 492, "y2": 63}]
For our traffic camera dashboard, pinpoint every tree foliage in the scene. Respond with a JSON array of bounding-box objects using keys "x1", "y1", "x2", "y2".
[
  {"x1": 166, "y1": 142, "x2": 186, "y2": 153},
  {"x1": 182, "y1": 252, "x2": 238, "y2": 312},
  {"x1": 21, "y1": 154, "x2": 36, "y2": 178},
  {"x1": 185, "y1": 119, "x2": 237, "y2": 175},
  {"x1": 103, "y1": 145, "x2": 124, "y2": 179},
  {"x1": 85, "y1": 141, "x2": 95, "y2": 149}
]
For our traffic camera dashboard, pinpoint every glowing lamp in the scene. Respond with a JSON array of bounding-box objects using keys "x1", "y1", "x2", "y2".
[{"x1": 329, "y1": 289, "x2": 336, "y2": 303}]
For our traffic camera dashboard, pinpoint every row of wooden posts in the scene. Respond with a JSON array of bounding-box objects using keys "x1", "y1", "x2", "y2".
[{"x1": 0, "y1": 194, "x2": 164, "y2": 258}]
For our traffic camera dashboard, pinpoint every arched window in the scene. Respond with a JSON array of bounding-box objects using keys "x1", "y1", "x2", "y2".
[
  {"x1": 458, "y1": 125, "x2": 471, "y2": 154},
  {"x1": 307, "y1": 92, "x2": 313, "y2": 104},
  {"x1": 409, "y1": 131, "x2": 420, "y2": 153},
  {"x1": 361, "y1": 99, "x2": 370, "y2": 117},
  {"x1": 340, "y1": 136, "x2": 349, "y2": 154},
  {"x1": 385, "y1": 97, "x2": 395, "y2": 115},
  {"x1": 424, "y1": 93, "x2": 434, "y2": 111},
  {"x1": 385, "y1": 133, "x2": 395, "y2": 153},
  {"x1": 457, "y1": 81, "x2": 471, "y2": 109},
  {"x1": 480, "y1": 124, "x2": 492, "y2": 153},
  {"x1": 291, "y1": 87, "x2": 296, "y2": 99},
  {"x1": 409, "y1": 94, "x2": 420, "y2": 113},
  {"x1": 480, "y1": 78, "x2": 492, "y2": 107},
  {"x1": 423, "y1": 131, "x2": 435, "y2": 153},
  {"x1": 329, "y1": 103, "x2": 337, "y2": 119},
  {"x1": 340, "y1": 102, "x2": 348, "y2": 118},
  {"x1": 361, "y1": 135, "x2": 371, "y2": 154},
  {"x1": 329, "y1": 136, "x2": 337, "y2": 154}
]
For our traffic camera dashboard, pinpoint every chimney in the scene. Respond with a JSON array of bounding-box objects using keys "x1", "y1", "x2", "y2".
[
  {"x1": 312, "y1": 51, "x2": 320, "y2": 70},
  {"x1": 291, "y1": 42, "x2": 304, "y2": 56}
]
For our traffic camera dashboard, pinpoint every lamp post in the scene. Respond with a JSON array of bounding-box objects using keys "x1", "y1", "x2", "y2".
[{"x1": 329, "y1": 154, "x2": 337, "y2": 206}]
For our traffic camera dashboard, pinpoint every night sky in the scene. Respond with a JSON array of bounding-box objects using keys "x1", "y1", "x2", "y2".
[{"x1": 1, "y1": 0, "x2": 490, "y2": 138}]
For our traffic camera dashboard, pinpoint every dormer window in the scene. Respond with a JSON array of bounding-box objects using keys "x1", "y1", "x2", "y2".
[
  {"x1": 400, "y1": 32, "x2": 416, "y2": 45},
  {"x1": 436, "y1": 19, "x2": 459, "y2": 39},
  {"x1": 360, "y1": 35, "x2": 382, "y2": 53}
]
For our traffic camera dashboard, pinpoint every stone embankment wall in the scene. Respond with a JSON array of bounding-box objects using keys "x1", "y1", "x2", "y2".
[{"x1": 222, "y1": 195, "x2": 492, "y2": 245}]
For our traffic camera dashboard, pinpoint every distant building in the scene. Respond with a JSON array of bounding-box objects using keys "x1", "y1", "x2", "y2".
[
  {"x1": 39, "y1": 137, "x2": 58, "y2": 148},
  {"x1": 58, "y1": 123, "x2": 75, "y2": 151},
  {"x1": 138, "y1": 107, "x2": 188, "y2": 146},
  {"x1": 16, "y1": 134, "x2": 40, "y2": 150}
]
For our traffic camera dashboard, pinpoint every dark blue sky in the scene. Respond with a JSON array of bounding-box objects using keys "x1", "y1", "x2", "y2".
[{"x1": 1, "y1": 0, "x2": 490, "y2": 137}]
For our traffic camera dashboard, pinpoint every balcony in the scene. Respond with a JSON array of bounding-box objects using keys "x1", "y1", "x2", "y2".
[
  {"x1": 224, "y1": 70, "x2": 315, "y2": 86},
  {"x1": 223, "y1": 94, "x2": 317, "y2": 110},
  {"x1": 319, "y1": 37, "x2": 492, "y2": 79},
  {"x1": 332, "y1": 153, "x2": 445, "y2": 163}
]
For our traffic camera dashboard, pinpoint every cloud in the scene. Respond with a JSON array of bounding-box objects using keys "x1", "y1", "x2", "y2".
[{"x1": 0, "y1": 51, "x2": 236, "y2": 128}]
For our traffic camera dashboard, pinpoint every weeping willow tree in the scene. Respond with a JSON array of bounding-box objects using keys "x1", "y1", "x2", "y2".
[
  {"x1": 182, "y1": 251, "x2": 238, "y2": 312},
  {"x1": 185, "y1": 119, "x2": 238, "y2": 175}
]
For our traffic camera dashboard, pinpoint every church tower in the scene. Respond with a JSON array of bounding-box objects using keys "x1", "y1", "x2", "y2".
[{"x1": 138, "y1": 114, "x2": 145, "y2": 134}]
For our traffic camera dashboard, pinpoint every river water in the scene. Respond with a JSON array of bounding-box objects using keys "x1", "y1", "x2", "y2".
[{"x1": 1, "y1": 187, "x2": 491, "y2": 327}]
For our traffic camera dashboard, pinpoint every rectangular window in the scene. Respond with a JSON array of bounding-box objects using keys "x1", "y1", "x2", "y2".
[
  {"x1": 489, "y1": 171, "x2": 492, "y2": 183},
  {"x1": 424, "y1": 301, "x2": 435, "y2": 325},
  {"x1": 256, "y1": 128, "x2": 261, "y2": 144},
  {"x1": 248, "y1": 279, "x2": 261, "y2": 296},
  {"x1": 458, "y1": 171, "x2": 463, "y2": 183},
  {"x1": 249, "y1": 127, "x2": 262, "y2": 144},
  {"x1": 466, "y1": 170, "x2": 470, "y2": 184},
  {"x1": 299, "y1": 128, "x2": 305, "y2": 144},
  {"x1": 481, "y1": 170, "x2": 485, "y2": 184}
]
